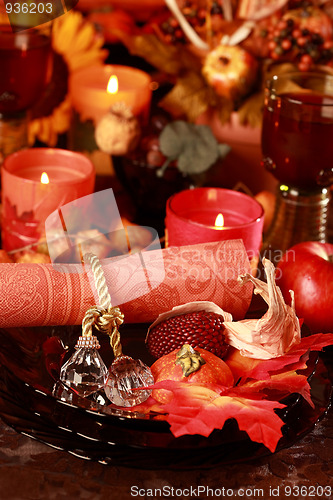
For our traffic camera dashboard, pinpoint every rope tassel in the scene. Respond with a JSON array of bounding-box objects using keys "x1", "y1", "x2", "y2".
[{"x1": 80, "y1": 253, "x2": 124, "y2": 358}]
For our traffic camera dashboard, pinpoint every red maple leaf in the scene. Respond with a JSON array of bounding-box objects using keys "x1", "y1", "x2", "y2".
[
  {"x1": 243, "y1": 333, "x2": 333, "y2": 380},
  {"x1": 232, "y1": 371, "x2": 313, "y2": 408},
  {"x1": 150, "y1": 380, "x2": 286, "y2": 453},
  {"x1": 125, "y1": 333, "x2": 333, "y2": 452}
]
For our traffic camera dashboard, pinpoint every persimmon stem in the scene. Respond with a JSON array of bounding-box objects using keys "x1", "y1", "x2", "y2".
[{"x1": 175, "y1": 344, "x2": 205, "y2": 377}]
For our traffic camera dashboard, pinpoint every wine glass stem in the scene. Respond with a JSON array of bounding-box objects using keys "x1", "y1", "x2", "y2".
[
  {"x1": 262, "y1": 185, "x2": 331, "y2": 264},
  {"x1": 0, "y1": 112, "x2": 28, "y2": 165}
]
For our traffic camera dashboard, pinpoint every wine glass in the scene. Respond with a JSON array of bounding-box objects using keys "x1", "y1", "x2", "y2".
[
  {"x1": 261, "y1": 71, "x2": 333, "y2": 261},
  {"x1": 0, "y1": 23, "x2": 53, "y2": 162}
]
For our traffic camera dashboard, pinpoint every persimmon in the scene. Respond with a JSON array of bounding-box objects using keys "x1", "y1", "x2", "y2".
[{"x1": 151, "y1": 344, "x2": 234, "y2": 403}]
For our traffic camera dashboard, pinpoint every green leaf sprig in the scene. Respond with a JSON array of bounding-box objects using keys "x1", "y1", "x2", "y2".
[{"x1": 156, "y1": 121, "x2": 231, "y2": 178}]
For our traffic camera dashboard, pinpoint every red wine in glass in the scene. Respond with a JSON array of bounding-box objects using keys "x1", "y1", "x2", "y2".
[
  {"x1": 0, "y1": 25, "x2": 52, "y2": 115},
  {"x1": 261, "y1": 73, "x2": 333, "y2": 190}
]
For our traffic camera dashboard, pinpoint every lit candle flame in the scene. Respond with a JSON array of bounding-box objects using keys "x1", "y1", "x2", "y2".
[
  {"x1": 107, "y1": 75, "x2": 118, "y2": 94},
  {"x1": 215, "y1": 213, "x2": 224, "y2": 228},
  {"x1": 40, "y1": 172, "x2": 49, "y2": 184}
]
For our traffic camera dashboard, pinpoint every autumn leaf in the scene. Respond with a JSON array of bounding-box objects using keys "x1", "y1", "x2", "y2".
[
  {"x1": 153, "y1": 380, "x2": 285, "y2": 452},
  {"x1": 111, "y1": 29, "x2": 201, "y2": 76},
  {"x1": 216, "y1": 99, "x2": 235, "y2": 125},
  {"x1": 237, "y1": 90, "x2": 264, "y2": 128},
  {"x1": 160, "y1": 72, "x2": 234, "y2": 124},
  {"x1": 244, "y1": 333, "x2": 333, "y2": 380},
  {"x1": 224, "y1": 346, "x2": 309, "y2": 382},
  {"x1": 160, "y1": 71, "x2": 232, "y2": 123},
  {"x1": 130, "y1": 35, "x2": 184, "y2": 75},
  {"x1": 160, "y1": 71, "x2": 212, "y2": 121},
  {"x1": 233, "y1": 371, "x2": 313, "y2": 408},
  {"x1": 128, "y1": 395, "x2": 166, "y2": 417}
]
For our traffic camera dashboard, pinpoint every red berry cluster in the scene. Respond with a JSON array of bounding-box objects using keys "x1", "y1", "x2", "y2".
[
  {"x1": 159, "y1": 0, "x2": 223, "y2": 45},
  {"x1": 264, "y1": 18, "x2": 333, "y2": 70},
  {"x1": 146, "y1": 311, "x2": 229, "y2": 359}
]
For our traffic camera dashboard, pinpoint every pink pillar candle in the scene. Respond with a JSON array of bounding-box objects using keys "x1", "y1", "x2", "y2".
[
  {"x1": 69, "y1": 64, "x2": 152, "y2": 124},
  {"x1": 166, "y1": 188, "x2": 264, "y2": 259},
  {"x1": 1, "y1": 148, "x2": 95, "y2": 251}
]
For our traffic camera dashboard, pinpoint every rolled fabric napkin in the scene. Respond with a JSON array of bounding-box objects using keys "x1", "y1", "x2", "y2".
[{"x1": 0, "y1": 239, "x2": 252, "y2": 328}]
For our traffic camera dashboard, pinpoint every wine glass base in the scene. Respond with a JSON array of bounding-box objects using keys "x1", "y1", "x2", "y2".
[{"x1": 262, "y1": 185, "x2": 331, "y2": 264}]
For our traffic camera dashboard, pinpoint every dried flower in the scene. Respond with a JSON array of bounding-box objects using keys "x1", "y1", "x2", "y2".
[{"x1": 223, "y1": 258, "x2": 301, "y2": 359}]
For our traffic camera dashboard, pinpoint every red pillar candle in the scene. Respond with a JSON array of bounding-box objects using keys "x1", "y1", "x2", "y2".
[
  {"x1": 166, "y1": 188, "x2": 264, "y2": 259},
  {"x1": 1, "y1": 148, "x2": 95, "y2": 251}
]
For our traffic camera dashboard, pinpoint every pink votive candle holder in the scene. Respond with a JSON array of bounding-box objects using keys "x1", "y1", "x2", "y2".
[
  {"x1": 70, "y1": 64, "x2": 152, "y2": 124},
  {"x1": 166, "y1": 188, "x2": 264, "y2": 259},
  {"x1": 1, "y1": 148, "x2": 95, "y2": 251}
]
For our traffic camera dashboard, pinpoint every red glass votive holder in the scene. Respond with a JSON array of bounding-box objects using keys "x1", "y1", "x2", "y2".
[
  {"x1": 166, "y1": 188, "x2": 264, "y2": 259},
  {"x1": 1, "y1": 148, "x2": 95, "y2": 251}
]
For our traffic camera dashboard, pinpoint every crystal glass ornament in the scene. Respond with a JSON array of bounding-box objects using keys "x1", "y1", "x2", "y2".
[
  {"x1": 59, "y1": 253, "x2": 154, "y2": 406},
  {"x1": 60, "y1": 336, "x2": 108, "y2": 397},
  {"x1": 105, "y1": 355, "x2": 154, "y2": 407}
]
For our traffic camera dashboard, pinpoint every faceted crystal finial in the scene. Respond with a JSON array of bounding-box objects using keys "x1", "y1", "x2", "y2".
[
  {"x1": 104, "y1": 356, "x2": 154, "y2": 407},
  {"x1": 60, "y1": 336, "x2": 108, "y2": 397}
]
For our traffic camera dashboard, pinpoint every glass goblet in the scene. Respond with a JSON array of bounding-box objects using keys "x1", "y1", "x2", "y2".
[
  {"x1": 0, "y1": 23, "x2": 53, "y2": 161},
  {"x1": 261, "y1": 71, "x2": 333, "y2": 260}
]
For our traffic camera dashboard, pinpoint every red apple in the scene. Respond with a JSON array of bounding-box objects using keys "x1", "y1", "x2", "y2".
[
  {"x1": 202, "y1": 45, "x2": 258, "y2": 101},
  {"x1": 276, "y1": 242, "x2": 333, "y2": 333}
]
